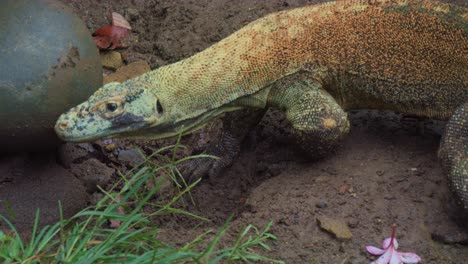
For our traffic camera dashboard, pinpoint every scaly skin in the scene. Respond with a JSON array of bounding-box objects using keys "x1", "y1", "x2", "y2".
[{"x1": 55, "y1": 0, "x2": 467, "y2": 210}]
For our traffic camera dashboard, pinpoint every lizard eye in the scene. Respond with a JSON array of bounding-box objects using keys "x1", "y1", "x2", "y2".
[
  {"x1": 106, "y1": 102, "x2": 118, "y2": 112},
  {"x1": 93, "y1": 98, "x2": 124, "y2": 118}
]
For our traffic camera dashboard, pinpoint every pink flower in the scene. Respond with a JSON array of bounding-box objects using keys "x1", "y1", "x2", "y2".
[{"x1": 366, "y1": 224, "x2": 421, "y2": 264}]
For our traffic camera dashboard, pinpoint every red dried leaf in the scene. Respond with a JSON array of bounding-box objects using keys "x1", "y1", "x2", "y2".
[
  {"x1": 92, "y1": 12, "x2": 131, "y2": 50},
  {"x1": 93, "y1": 35, "x2": 112, "y2": 49}
]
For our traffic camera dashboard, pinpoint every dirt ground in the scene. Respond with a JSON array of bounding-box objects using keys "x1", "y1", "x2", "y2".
[{"x1": 1, "y1": 0, "x2": 467, "y2": 263}]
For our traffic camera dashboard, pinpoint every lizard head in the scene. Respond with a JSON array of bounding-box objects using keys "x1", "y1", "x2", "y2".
[{"x1": 55, "y1": 81, "x2": 163, "y2": 142}]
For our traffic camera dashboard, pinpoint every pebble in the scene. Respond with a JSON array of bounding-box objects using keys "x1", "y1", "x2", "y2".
[
  {"x1": 103, "y1": 60, "x2": 151, "y2": 84},
  {"x1": 316, "y1": 200, "x2": 328, "y2": 208},
  {"x1": 338, "y1": 184, "x2": 351, "y2": 194},
  {"x1": 316, "y1": 216, "x2": 353, "y2": 240},
  {"x1": 118, "y1": 149, "x2": 146, "y2": 166},
  {"x1": 100, "y1": 51, "x2": 123, "y2": 70}
]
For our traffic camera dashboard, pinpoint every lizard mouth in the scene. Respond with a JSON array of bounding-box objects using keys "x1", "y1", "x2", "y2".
[{"x1": 55, "y1": 121, "x2": 150, "y2": 143}]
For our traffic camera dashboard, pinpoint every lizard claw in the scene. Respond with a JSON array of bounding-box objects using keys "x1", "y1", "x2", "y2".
[{"x1": 178, "y1": 156, "x2": 224, "y2": 183}]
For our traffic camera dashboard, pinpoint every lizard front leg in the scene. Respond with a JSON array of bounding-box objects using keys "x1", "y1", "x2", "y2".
[
  {"x1": 438, "y1": 102, "x2": 468, "y2": 214},
  {"x1": 180, "y1": 108, "x2": 265, "y2": 182},
  {"x1": 267, "y1": 75, "x2": 350, "y2": 158}
]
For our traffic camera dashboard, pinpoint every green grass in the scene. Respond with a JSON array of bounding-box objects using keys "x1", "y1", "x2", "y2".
[{"x1": 0, "y1": 141, "x2": 284, "y2": 264}]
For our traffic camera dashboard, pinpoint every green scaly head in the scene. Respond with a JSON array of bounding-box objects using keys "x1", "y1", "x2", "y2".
[
  {"x1": 55, "y1": 81, "x2": 163, "y2": 142},
  {"x1": 55, "y1": 74, "x2": 242, "y2": 142}
]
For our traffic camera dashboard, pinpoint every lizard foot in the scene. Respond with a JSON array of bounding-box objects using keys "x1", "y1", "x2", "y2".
[
  {"x1": 179, "y1": 131, "x2": 241, "y2": 183},
  {"x1": 179, "y1": 156, "x2": 227, "y2": 183}
]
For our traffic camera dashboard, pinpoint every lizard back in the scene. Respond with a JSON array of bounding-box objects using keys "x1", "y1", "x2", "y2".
[{"x1": 147, "y1": 0, "x2": 467, "y2": 120}]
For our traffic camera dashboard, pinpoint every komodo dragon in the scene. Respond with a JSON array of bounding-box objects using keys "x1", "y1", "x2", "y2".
[{"x1": 55, "y1": 0, "x2": 468, "y2": 211}]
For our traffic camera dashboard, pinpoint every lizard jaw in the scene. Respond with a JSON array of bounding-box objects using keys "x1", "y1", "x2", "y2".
[{"x1": 55, "y1": 117, "x2": 151, "y2": 142}]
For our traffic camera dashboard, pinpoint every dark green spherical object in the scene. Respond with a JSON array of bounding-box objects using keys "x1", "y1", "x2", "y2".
[{"x1": 0, "y1": 0, "x2": 102, "y2": 152}]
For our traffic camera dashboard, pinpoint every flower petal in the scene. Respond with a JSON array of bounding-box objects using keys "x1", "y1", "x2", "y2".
[
  {"x1": 393, "y1": 238, "x2": 399, "y2": 249},
  {"x1": 400, "y1": 252, "x2": 421, "y2": 263},
  {"x1": 382, "y1": 237, "x2": 392, "y2": 248},
  {"x1": 390, "y1": 250, "x2": 402, "y2": 264},
  {"x1": 373, "y1": 249, "x2": 393, "y2": 264},
  {"x1": 366, "y1": 246, "x2": 386, "y2": 255}
]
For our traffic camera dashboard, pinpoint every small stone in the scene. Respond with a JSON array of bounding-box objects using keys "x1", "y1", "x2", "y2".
[
  {"x1": 103, "y1": 60, "x2": 151, "y2": 84},
  {"x1": 118, "y1": 149, "x2": 145, "y2": 166},
  {"x1": 338, "y1": 184, "x2": 351, "y2": 194},
  {"x1": 316, "y1": 216, "x2": 353, "y2": 240},
  {"x1": 100, "y1": 51, "x2": 123, "y2": 70},
  {"x1": 316, "y1": 200, "x2": 328, "y2": 208}
]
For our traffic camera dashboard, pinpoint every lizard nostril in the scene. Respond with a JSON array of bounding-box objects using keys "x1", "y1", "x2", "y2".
[{"x1": 58, "y1": 121, "x2": 69, "y2": 131}]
